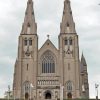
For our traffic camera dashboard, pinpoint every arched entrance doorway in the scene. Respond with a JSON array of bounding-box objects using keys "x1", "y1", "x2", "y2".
[
  {"x1": 25, "y1": 92, "x2": 29, "y2": 100},
  {"x1": 45, "y1": 91, "x2": 52, "y2": 99},
  {"x1": 67, "y1": 92, "x2": 72, "y2": 99}
]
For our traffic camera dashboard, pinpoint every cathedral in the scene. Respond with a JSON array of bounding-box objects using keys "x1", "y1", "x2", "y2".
[{"x1": 13, "y1": 0, "x2": 89, "y2": 99}]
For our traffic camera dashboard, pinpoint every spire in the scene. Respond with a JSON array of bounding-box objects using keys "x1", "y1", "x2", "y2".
[
  {"x1": 60, "y1": 0, "x2": 76, "y2": 34},
  {"x1": 80, "y1": 53, "x2": 87, "y2": 73},
  {"x1": 81, "y1": 53, "x2": 87, "y2": 67},
  {"x1": 21, "y1": 0, "x2": 37, "y2": 34}
]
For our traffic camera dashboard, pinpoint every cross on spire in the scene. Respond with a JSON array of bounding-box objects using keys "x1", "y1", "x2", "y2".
[{"x1": 47, "y1": 34, "x2": 50, "y2": 39}]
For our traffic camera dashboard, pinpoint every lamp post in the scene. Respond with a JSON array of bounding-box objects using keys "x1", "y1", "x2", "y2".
[{"x1": 95, "y1": 84, "x2": 99, "y2": 100}]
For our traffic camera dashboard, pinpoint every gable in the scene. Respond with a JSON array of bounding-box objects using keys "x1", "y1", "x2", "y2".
[{"x1": 38, "y1": 39, "x2": 58, "y2": 60}]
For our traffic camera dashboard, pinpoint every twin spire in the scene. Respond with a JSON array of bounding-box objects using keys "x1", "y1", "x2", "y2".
[
  {"x1": 60, "y1": 0, "x2": 76, "y2": 34},
  {"x1": 21, "y1": 0, "x2": 37, "y2": 34},
  {"x1": 21, "y1": 0, "x2": 76, "y2": 35}
]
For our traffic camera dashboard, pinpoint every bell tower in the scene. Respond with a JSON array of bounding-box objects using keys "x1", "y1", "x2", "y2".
[
  {"x1": 13, "y1": 0, "x2": 38, "y2": 99},
  {"x1": 59, "y1": 0, "x2": 80, "y2": 98}
]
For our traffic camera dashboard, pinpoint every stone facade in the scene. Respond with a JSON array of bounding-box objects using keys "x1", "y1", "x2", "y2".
[{"x1": 13, "y1": 0, "x2": 89, "y2": 99}]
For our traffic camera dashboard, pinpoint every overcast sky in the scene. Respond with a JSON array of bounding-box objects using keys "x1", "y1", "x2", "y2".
[{"x1": 0, "y1": 0, "x2": 100, "y2": 98}]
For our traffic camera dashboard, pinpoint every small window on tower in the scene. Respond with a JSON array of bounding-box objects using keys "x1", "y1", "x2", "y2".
[
  {"x1": 24, "y1": 39, "x2": 27, "y2": 46},
  {"x1": 66, "y1": 23, "x2": 70, "y2": 33},
  {"x1": 27, "y1": 23, "x2": 30, "y2": 27},
  {"x1": 68, "y1": 63, "x2": 70, "y2": 70},
  {"x1": 29, "y1": 39, "x2": 32, "y2": 45},
  {"x1": 69, "y1": 38, "x2": 72, "y2": 45},
  {"x1": 27, "y1": 23, "x2": 31, "y2": 34},
  {"x1": 27, "y1": 64, "x2": 29, "y2": 71},
  {"x1": 67, "y1": 23, "x2": 69, "y2": 27},
  {"x1": 65, "y1": 38, "x2": 68, "y2": 45}
]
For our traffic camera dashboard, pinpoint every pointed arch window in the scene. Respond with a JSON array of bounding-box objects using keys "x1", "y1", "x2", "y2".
[
  {"x1": 67, "y1": 81, "x2": 72, "y2": 91},
  {"x1": 24, "y1": 38, "x2": 28, "y2": 46},
  {"x1": 29, "y1": 38, "x2": 32, "y2": 45},
  {"x1": 27, "y1": 23, "x2": 31, "y2": 34},
  {"x1": 67, "y1": 23, "x2": 69, "y2": 27},
  {"x1": 23, "y1": 81, "x2": 30, "y2": 93},
  {"x1": 24, "y1": 38, "x2": 32, "y2": 46},
  {"x1": 65, "y1": 38, "x2": 68, "y2": 45},
  {"x1": 41, "y1": 51, "x2": 55, "y2": 73},
  {"x1": 69, "y1": 37, "x2": 72, "y2": 45},
  {"x1": 64, "y1": 37, "x2": 73, "y2": 45},
  {"x1": 66, "y1": 22, "x2": 70, "y2": 33}
]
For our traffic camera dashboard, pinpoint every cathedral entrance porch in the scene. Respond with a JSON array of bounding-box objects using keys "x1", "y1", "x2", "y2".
[
  {"x1": 45, "y1": 91, "x2": 52, "y2": 99},
  {"x1": 25, "y1": 92, "x2": 29, "y2": 100},
  {"x1": 67, "y1": 92, "x2": 72, "y2": 99}
]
